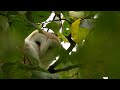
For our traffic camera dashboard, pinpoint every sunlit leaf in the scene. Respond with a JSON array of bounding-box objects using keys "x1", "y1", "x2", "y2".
[
  {"x1": 62, "y1": 21, "x2": 71, "y2": 36},
  {"x1": 58, "y1": 32, "x2": 69, "y2": 42},
  {"x1": 69, "y1": 11, "x2": 84, "y2": 20},
  {"x1": 70, "y1": 19, "x2": 90, "y2": 44}
]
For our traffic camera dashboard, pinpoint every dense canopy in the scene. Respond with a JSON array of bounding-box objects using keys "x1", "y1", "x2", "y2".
[{"x1": 0, "y1": 11, "x2": 120, "y2": 79}]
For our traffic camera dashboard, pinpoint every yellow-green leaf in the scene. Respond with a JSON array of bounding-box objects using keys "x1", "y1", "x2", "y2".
[
  {"x1": 58, "y1": 33, "x2": 69, "y2": 42},
  {"x1": 70, "y1": 19, "x2": 89, "y2": 44}
]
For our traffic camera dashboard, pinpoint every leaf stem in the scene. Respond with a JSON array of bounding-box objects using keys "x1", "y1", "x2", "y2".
[{"x1": 24, "y1": 19, "x2": 43, "y2": 33}]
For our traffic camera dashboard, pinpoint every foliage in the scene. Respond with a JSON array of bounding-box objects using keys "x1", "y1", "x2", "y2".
[
  {"x1": 0, "y1": 11, "x2": 120, "y2": 79},
  {"x1": 70, "y1": 18, "x2": 90, "y2": 44}
]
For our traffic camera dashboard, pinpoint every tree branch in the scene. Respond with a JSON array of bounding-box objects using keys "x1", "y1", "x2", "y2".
[
  {"x1": 53, "y1": 19, "x2": 71, "y2": 24},
  {"x1": 49, "y1": 64, "x2": 84, "y2": 73},
  {"x1": 48, "y1": 34, "x2": 76, "y2": 73},
  {"x1": 66, "y1": 34, "x2": 76, "y2": 53}
]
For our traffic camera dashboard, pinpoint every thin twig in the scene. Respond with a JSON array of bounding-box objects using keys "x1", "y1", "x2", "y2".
[
  {"x1": 24, "y1": 19, "x2": 43, "y2": 33},
  {"x1": 26, "y1": 56, "x2": 33, "y2": 66},
  {"x1": 53, "y1": 19, "x2": 71, "y2": 24}
]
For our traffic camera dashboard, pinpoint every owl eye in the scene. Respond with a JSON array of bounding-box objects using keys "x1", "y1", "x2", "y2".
[{"x1": 35, "y1": 41, "x2": 41, "y2": 46}]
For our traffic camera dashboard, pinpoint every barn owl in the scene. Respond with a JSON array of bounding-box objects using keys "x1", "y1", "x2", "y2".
[{"x1": 23, "y1": 30, "x2": 61, "y2": 69}]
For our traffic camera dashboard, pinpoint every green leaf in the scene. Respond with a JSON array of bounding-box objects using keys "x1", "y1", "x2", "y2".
[
  {"x1": 61, "y1": 11, "x2": 70, "y2": 21},
  {"x1": 32, "y1": 11, "x2": 51, "y2": 23},
  {"x1": 0, "y1": 65, "x2": 3, "y2": 79},
  {"x1": 70, "y1": 19, "x2": 90, "y2": 44},
  {"x1": 62, "y1": 21, "x2": 71, "y2": 37},
  {"x1": 20, "y1": 63, "x2": 49, "y2": 73},
  {"x1": 0, "y1": 15, "x2": 9, "y2": 31},
  {"x1": 0, "y1": 29, "x2": 23, "y2": 63},
  {"x1": 58, "y1": 33, "x2": 69, "y2": 42},
  {"x1": 84, "y1": 11, "x2": 99, "y2": 19},
  {"x1": 46, "y1": 21, "x2": 60, "y2": 34},
  {"x1": 36, "y1": 23, "x2": 42, "y2": 30},
  {"x1": 31, "y1": 70, "x2": 59, "y2": 79},
  {"x1": 1, "y1": 63, "x2": 32, "y2": 79},
  {"x1": 9, "y1": 14, "x2": 26, "y2": 23},
  {"x1": 72, "y1": 12, "x2": 120, "y2": 79}
]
